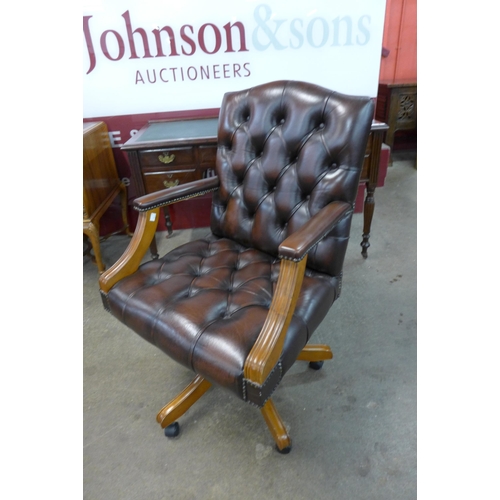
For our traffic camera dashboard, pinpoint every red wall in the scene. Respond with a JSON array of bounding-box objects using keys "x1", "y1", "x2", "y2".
[{"x1": 379, "y1": 0, "x2": 417, "y2": 82}]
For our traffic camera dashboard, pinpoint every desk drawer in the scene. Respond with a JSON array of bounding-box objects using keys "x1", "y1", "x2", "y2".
[
  {"x1": 143, "y1": 169, "x2": 198, "y2": 192},
  {"x1": 139, "y1": 147, "x2": 195, "y2": 168},
  {"x1": 199, "y1": 145, "x2": 217, "y2": 165}
]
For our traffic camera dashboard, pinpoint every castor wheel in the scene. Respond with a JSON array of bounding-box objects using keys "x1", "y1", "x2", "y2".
[
  {"x1": 164, "y1": 422, "x2": 180, "y2": 438},
  {"x1": 309, "y1": 360, "x2": 324, "y2": 370},
  {"x1": 276, "y1": 444, "x2": 292, "y2": 454}
]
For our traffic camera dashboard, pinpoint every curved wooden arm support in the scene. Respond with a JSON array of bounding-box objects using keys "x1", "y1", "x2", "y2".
[
  {"x1": 99, "y1": 207, "x2": 160, "y2": 293},
  {"x1": 100, "y1": 179, "x2": 221, "y2": 293},
  {"x1": 244, "y1": 257, "x2": 307, "y2": 386},
  {"x1": 244, "y1": 204, "x2": 351, "y2": 388}
]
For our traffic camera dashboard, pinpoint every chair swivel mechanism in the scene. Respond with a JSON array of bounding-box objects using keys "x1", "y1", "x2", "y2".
[{"x1": 99, "y1": 81, "x2": 374, "y2": 453}]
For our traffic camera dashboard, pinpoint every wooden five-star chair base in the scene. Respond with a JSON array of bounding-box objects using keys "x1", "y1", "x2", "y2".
[{"x1": 155, "y1": 344, "x2": 333, "y2": 453}]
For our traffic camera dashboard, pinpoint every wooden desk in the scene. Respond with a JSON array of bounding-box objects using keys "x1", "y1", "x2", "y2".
[
  {"x1": 123, "y1": 118, "x2": 218, "y2": 243},
  {"x1": 83, "y1": 121, "x2": 131, "y2": 273},
  {"x1": 123, "y1": 118, "x2": 388, "y2": 258}
]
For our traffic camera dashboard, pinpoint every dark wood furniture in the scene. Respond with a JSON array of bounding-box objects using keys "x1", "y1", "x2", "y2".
[
  {"x1": 122, "y1": 118, "x2": 218, "y2": 256},
  {"x1": 123, "y1": 118, "x2": 388, "y2": 258},
  {"x1": 375, "y1": 81, "x2": 417, "y2": 161},
  {"x1": 83, "y1": 121, "x2": 131, "y2": 273}
]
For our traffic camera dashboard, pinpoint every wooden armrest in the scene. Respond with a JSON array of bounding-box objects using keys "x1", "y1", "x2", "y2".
[
  {"x1": 244, "y1": 257, "x2": 307, "y2": 386},
  {"x1": 99, "y1": 208, "x2": 160, "y2": 293},
  {"x1": 99, "y1": 177, "x2": 220, "y2": 294},
  {"x1": 278, "y1": 201, "x2": 351, "y2": 261},
  {"x1": 133, "y1": 176, "x2": 219, "y2": 212},
  {"x1": 244, "y1": 202, "x2": 351, "y2": 386}
]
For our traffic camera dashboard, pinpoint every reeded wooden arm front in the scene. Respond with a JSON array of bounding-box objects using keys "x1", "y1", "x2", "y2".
[
  {"x1": 99, "y1": 208, "x2": 161, "y2": 293},
  {"x1": 244, "y1": 257, "x2": 307, "y2": 386},
  {"x1": 243, "y1": 201, "x2": 352, "y2": 386}
]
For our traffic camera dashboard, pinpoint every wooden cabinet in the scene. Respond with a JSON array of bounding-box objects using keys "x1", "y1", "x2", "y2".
[
  {"x1": 376, "y1": 81, "x2": 417, "y2": 159},
  {"x1": 83, "y1": 121, "x2": 130, "y2": 273},
  {"x1": 122, "y1": 118, "x2": 388, "y2": 258}
]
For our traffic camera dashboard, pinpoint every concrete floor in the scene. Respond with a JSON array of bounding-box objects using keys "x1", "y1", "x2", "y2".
[{"x1": 83, "y1": 152, "x2": 417, "y2": 500}]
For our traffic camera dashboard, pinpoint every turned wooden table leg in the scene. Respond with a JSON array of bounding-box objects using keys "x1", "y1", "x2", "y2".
[
  {"x1": 156, "y1": 375, "x2": 211, "y2": 429},
  {"x1": 361, "y1": 184, "x2": 375, "y2": 259},
  {"x1": 360, "y1": 123, "x2": 385, "y2": 259},
  {"x1": 149, "y1": 236, "x2": 159, "y2": 260},
  {"x1": 261, "y1": 399, "x2": 292, "y2": 453},
  {"x1": 163, "y1": 207, "x2": 174, "y2": 238}
]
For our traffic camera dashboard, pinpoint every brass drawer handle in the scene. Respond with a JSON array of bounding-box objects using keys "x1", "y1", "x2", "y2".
[
  {"x1": 158, "y1": 153, "x2": 175, "y2": 164},
  {"x1": 163, "y1": 179, "x2": 179, "y2": 188}
]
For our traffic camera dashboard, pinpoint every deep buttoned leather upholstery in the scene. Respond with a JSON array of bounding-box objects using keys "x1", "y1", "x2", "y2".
[
  {"x1": 107, "y1": 235, "x2": 338, "y2": 401},
  {"x1": 105, "y1": 81, "x2": 374, "y2": 407},
  {"x1": 212, "y1": 81, "x2": 372, "y2": 275}
]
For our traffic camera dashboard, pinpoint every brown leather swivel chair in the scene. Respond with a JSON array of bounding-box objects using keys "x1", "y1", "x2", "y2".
[{"x1": 99, "y1": 81, "x2": 374, "y2": 453}]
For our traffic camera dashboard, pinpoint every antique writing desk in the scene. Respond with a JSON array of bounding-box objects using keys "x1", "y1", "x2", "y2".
[{"x1": 123, "y1": 118, "x2": 388, "y2": 258}]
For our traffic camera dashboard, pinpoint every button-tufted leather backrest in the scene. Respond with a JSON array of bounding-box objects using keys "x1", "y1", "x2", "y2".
[{"x1": 211, "y1": 80, "x2": 374, "y2": 277}]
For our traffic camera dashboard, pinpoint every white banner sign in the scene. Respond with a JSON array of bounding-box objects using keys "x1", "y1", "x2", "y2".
[{"x1": 83, "y1": 0, "x2": 386, "y2": 118}]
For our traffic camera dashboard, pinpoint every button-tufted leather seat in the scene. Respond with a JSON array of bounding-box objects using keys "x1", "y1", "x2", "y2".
[{"x1": 99, "y1": 80, "x2": 374, "y2": 453}]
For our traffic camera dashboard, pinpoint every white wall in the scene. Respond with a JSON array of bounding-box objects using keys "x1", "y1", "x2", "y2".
[{"x1": 83, "y1": 0, "x2": 387, "y2": 118}]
